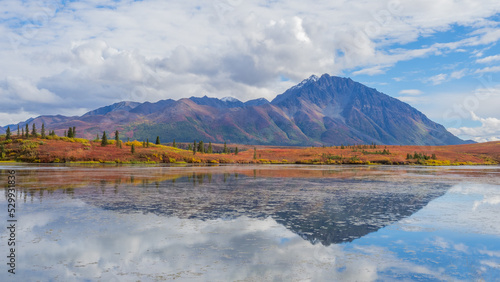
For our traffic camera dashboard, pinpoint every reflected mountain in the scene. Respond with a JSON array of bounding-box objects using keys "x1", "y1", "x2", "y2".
[{"x1": 37, "y1": 169, "x2": 450, "y2": 246}]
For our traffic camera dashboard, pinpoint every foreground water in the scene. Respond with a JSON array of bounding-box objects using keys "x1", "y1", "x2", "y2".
[{"x1": 0, "y1": 164, "x2": 499, "y2": 281}]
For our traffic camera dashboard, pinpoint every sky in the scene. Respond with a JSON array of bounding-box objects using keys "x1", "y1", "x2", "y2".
[{"x1": 1, "y1": 0, "x2": 500, "y2": 142}]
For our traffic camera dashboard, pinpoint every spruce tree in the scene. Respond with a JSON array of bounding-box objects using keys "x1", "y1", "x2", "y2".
[
  {"x1": 193, "y1": 140, "x2": 197, "y2": 155},
  {"x1": 188, "y1": 144, "x2": 192, "y2": 151},
  {"x1": 235, "y1": 147, "x2": 238, "y2": 155},
  {"x1": 253, "y1": 147, "x2": 257, "y2": 160},
  {"x1": 6, "y1": 126, "x2": 11, "y2": 140},
  {"x1": 115, "y1": 130, "x2": 119, "y2": 142},
  {"x1": 22, "y1": 128, "x2": 24, "y2": 138},
  {"x1": 223, "y1": 142, "x2": 228, "y2": 154},
  {"x1": 156, "y1": 136, "x2": 160, "y2": 145},
  {"x1": 131, "y1": 144, "x2": 135, "y2": 154},
  {"x1": 25, "y1": 124, "x2": 29, "y2": 138},
  {"x1": 198, "y1": 141, "x2": 204, "y2": 153},
  {"x1": 95, "y1": 133, "x2": 99, "y2": 141},
  {"x1": 173, "y1": 139, "x2": 176, "y2": 148},
  {"x1": 72, "y1": 127, "x2": 76, "y2": 138},
  {"x1": 142, "y1": 140, "x2": 146, "y2": 148},
  {"x1": 31, "y1": 123, "x2": 37, "y2": 137},
  {"x1": 68, "y1": 127, "x2": 73, "y2": 138},
  {"x1": 17, "y1": 125, "x2": 20, "y2": 136},
  {"x1": 146, "y1": 138, "x2": 149, "y2": 148},
  {"x1": 101, "y1": 131, "x2": 108, "y2": 146},
  {"x1": 208, "y1": 142, "x2": 213, "y2": 154},
  {"x1": 41, "y1": 123, "x2": 46, "y2": 139},
  {"x1": 64, "y1": 130, "x2": 67, "y2": 137}
]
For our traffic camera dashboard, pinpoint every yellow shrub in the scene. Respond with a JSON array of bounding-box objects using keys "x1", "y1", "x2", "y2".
[
  {"x1": 125, "y1": 140, "x2": 143, "y2": 147},
  {"x1": 189, "y1": 158, "x2": 202, "y2": 163},
  {"x1": 73, "y1": 138, "x2": 90, "y2": 145}
]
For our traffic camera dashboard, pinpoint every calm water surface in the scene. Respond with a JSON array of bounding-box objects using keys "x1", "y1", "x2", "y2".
[{"x1": 1, "y1": 164, "x2": 499, "y2": 281}]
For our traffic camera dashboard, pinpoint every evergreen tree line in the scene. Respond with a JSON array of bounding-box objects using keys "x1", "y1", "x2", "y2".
[
  {"x1": 3, "y1": 123, "x2": 59, "y2": 140},
  {"x1": 187, "y1": 141, "x2": 239, "y2": 155},
  {"x1": 339, "y1": 143, "x2": 378, "y2": 150},
  {"x1": 4, "y1": 125, "x2": 243, "y2": 157},
  {"x1": 406, "y1": 152, "x2": 436, "y2": 160},
  {"x1": 97, "y1": 131, "x2": 243, "y2": 156}
]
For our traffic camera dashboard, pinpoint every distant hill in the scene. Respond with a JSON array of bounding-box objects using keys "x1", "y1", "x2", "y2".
[{"x1": 1, "y1": 74, "x2": 470, "y2": 146}]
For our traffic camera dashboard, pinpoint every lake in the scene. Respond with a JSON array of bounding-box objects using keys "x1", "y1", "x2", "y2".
[{"x1": 1, "y1": 164, "x2": 499, "y2": 281}]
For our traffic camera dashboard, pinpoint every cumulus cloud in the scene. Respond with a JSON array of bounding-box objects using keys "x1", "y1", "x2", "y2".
[
  {"x1": 2, "y1": 0, "x2": 500, "y2": 128},
  {"x1": 0, "y1": 77, "x2": 61, "y2": 115},
  {"x1": 448, "y1": 112, "x2": 500, "y2": 142}
]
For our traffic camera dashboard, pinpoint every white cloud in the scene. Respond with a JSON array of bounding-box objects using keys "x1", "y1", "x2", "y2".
[
  {"x1": 399, "y1": 89, "x2": 422, "y2": 95},
  {"x1": 450, "y1": 69, "x2": 467, "y2": 79},
  {"x1": 352, "y1": 65, "x2": 389, "y2": 76},
  {"x1": 426, "y1": 73, "x2": 448, "y2": 85},
  {"x1": 0, "y1": 110, "x2": 39, "y2": 128},
  {"x1": 2, "y1": 77, "x2": 60, "y2": 104},
  {"x1": 476, "y1": 54, "x2": 500, "y2": 64},
  {"x1": 448, "y1": 112, "x2": 500, "y2": 142},
  {"x1": 2, "y1": 0, "x2": 500, "y2": 127},
  {"x1": 475, "y1": 66, "x2": 500, "y2": 73},
  {"x1": 423, "y1": 69, "x2": 467, "y2": 85},
  {"x1": 397, "y1": 96, "x2": 425, "y2": 103}
]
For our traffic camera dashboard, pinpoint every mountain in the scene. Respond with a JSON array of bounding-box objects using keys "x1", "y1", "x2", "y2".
[
  {"x1": 82, "y1": 101, "x2": 141, "y2": 116},
  {"x1": 1, "y1": 74, "x2": 469, "y2": 146},
  {"x1": 271, "y1": 74, "x2": 466, "y2": 145}
]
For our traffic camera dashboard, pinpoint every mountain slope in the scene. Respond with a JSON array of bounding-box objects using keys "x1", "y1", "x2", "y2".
[
  {"x1": 1, "y1": 74, "x2": 468, "y2": 146},
  {"x1": 271, "y1": 74, "x2": 465, "y2": 145}
]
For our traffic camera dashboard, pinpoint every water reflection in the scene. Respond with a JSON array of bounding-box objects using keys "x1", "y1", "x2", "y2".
[
  {"x1": 1, "y1": 165, "x2": 499, "y2": 281},
  {"x1": 3, "y1": 166, "x2": 452, "y2": 245}
]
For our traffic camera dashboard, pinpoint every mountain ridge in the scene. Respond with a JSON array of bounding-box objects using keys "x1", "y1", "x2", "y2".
[{"x1": 1, "y1": 74, "x2": 469, "y2": 146}]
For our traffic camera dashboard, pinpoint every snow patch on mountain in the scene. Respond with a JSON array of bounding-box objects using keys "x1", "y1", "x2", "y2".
[
  {"x1": 291, "y1": 75, "x2": 319, "y2": 90},
  {"x1": 221, "y1": 96, "x2": 240, "y2": 103}
]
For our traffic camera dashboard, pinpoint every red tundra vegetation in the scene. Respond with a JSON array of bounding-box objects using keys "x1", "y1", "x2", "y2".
[{"x1": 0, "y1": 135, "x2": 499, "y2": 165}]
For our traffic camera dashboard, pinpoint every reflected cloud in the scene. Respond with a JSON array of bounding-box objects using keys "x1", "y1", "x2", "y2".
[
  {"x1": 1, "y1": 165, "x2": 500, "y2": 281},
  {"x1": 0, "y1": 200, "x2": 466, "y2": 282}
]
